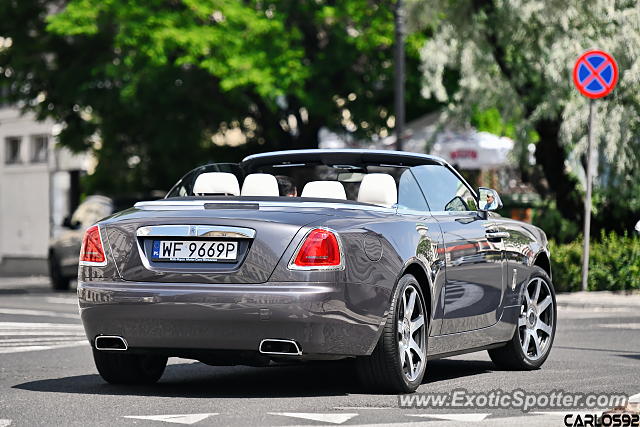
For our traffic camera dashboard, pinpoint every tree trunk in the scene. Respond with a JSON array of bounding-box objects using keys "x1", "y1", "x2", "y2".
[{"x1": 534, "y1": 118, "x2": 583, "y2": 221}]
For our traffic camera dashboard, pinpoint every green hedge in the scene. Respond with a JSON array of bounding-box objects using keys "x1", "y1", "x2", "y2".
[{"x1": 549, "y1": 231, "x2": 640, "y2": 292}]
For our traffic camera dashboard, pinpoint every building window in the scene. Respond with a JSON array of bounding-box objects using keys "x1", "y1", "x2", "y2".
[
  {"x1": 30, "y1": 135, "x2": 49, "y2": 163},
  {"x1": 4, "y1": 137, "x2": 22, "y2": 164}
]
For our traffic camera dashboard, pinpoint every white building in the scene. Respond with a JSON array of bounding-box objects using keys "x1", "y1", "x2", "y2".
[{"x1": 0, "y1": 107, "x2": 89, "y2": 273}]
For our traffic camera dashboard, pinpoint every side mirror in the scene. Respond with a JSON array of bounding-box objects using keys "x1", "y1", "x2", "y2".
[
  {"x1": 478, "y1": 187, "x2": 503, "y2": 211},
  {"x1": 62, "y1": 216, "x2": 73, "y2": 228}
]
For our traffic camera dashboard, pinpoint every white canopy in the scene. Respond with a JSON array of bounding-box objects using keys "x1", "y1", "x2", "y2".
[{"x1": 430, "y1": 130, "x2": 514, "y2": 170}]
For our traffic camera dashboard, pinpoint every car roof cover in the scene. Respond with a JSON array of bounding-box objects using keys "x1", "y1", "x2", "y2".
[{"x1": 241, "y1": 149, "x2": 445, "y2": 172}]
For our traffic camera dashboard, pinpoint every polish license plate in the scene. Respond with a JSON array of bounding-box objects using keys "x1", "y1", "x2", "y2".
[{"x1": 151, "y1": 240, "x2": 238, "y2": 262}]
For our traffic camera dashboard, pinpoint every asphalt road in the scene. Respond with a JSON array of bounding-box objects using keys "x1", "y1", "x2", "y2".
[{"x1": 0, "y1": 280, "x2": 639, "y2": 427}]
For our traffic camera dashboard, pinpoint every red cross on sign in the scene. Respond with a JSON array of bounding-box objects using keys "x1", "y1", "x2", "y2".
[{"x1": 572, "y1": 50, "x2": 618, "y2": 99}]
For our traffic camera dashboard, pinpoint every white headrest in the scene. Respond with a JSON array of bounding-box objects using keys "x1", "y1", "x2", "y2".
[
  {"x1": 193, "y1": 172, "x2": 240, "y2": 196},
  {"x1": 241, "y1": 173, "x2": 279, "y2": 197},
  {"x1": 301, "y1": 181, "x2": 347, "y2": 200},
  {"x1": 357, "y1": 173, "x2": 397, "y2": 207}
]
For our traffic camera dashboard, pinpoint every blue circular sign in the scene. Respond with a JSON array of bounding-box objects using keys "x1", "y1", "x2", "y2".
[{"x1": 572, "y1": 50, "x2": 618, "y2": 99}]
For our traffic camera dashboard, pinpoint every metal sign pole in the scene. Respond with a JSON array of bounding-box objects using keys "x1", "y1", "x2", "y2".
[
  {"x1": 572, "y1": 50, "x2": 617, "y2": 292},
  {"x1": 581, "y1": 99, "x2": 595, "y2": 291},
  {"x1": 394, "y1": 0, "x2": 405, "y2": 151}
]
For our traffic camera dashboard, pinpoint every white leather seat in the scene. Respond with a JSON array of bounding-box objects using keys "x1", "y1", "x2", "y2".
[
  {"x1": 241, "y1": 173, "x2": 279, "y2": 197},
  {"x1": 193, "y1": 172, "x2": 240, "y2": 196},
  {"x1": 357, "y1": 173, "x2": 397, "y2": 207},
  {"x1": 301, "y1": 181, "x2": 347, "y2": 200}
]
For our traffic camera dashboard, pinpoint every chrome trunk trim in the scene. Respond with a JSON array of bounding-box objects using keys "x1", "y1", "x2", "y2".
[{"x1": 136, "y1": 225, "x2": 256, "y2": 239}]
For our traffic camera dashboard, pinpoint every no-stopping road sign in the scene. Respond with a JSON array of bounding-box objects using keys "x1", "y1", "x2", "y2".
[{"x1": 573, "y1": 50, "x2": 618, "y2": 99}]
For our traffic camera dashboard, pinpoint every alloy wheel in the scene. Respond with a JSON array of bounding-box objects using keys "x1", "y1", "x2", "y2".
[
  {"x1": 397, "y1": 284, "x2": 427, "y2": 382},
  {"x1": 519, "y1": 277, "x2": 554, "y2": 361}
]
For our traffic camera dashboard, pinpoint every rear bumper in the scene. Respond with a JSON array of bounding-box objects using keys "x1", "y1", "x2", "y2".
[{"x1": 78, "y1": 280, "x2": 389, "y2": 357}]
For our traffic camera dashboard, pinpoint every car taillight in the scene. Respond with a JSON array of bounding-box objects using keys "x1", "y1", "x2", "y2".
[
  {"x1": 290, "y1": 228, "x2": 343, "y2": 270},
  {"x1": 79, "y1": 225, "x2": 107, "y2": 266}
]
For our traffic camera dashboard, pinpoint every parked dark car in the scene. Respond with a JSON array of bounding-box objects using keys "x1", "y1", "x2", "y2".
[
  {"x1": 48, "y1": 195, "x2": 156, "y2": 290},
  {"x1": 78, "y1": 149, "x2": 556, "y2": 393},
  {"x1": 48, "y1": 195, "x2": 114, "y2": 290}
]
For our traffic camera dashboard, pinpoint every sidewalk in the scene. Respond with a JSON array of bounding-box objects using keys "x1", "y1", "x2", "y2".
[
  {"x1": 0, "y1": 276, "x2": 52, "y2": 294},
  {"x1": 556, "y1": 291, "x2": 640, "y2": 309}
]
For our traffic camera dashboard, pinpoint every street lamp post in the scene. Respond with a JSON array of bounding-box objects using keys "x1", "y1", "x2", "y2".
[{"x1": 394, "y1": 0, "x2": 405, "y2": 151}]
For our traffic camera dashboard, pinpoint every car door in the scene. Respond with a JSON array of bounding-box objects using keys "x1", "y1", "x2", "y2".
[
  {"x1": 395, "y1": 169, "x2": 447, "y2": 336},
  {"x1": 411, "y1": 164, "x2": 506, "y2": 334}
]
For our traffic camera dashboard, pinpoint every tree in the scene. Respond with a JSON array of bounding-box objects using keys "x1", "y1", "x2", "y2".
[
  {"x1": 410, "y1": 0, "x2": 640, "y2": 230},
  {"x1": 0, "y1": 0, "x2": 439, "y2": 195}
]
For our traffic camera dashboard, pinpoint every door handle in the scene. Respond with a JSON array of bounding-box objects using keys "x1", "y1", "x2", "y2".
[{"x1": 485, "y1": 231, "x2": 510, "y2": 240}]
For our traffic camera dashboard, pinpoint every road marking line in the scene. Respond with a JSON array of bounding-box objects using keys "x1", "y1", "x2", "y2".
[
  {"x1": 0, "y1": 337, "x2": 86, "y2": 343},
  {"x1": 600, "y1": 323, "x2": 640, "y2": 330},
  {"x1": 268, "y1": 413, "x2": 358, "y2": 424},
  {"x1": 0, "y1": 321, "x2": 86, "y2": 353},
  {"x1": 0, "y1": 340, "x2": 85, "y2": 347},
  {"x1": 407, "y1": 413, "x2": 490, "y2": 422},
  {"x1": 531, "y1": 410, "x2": 608, "y2": 416},
  {"x1": 0, "y1": 332, "x2": 85, "y2": 336},
  {"x1": 0, "y1": 420, "x2": 11, "y2": 427},
  {"x1": 0, "y1": 340, "x2": 86, "y2": 354},
  {"x1": 124, "y1": 413, "x2": 218, "y2": 425},
  {"x1": 0, "y1": 322, "x2": 83, "y2": 328},
  {"x1": 0, "y1": 308, "x2": 79, "y2": 319},
  {"x1": 334, "y1": 407, "x2": 389, "y2": 410},
  {"x1": 45, "y1": 297, "x2": 78, "y2": 304}
]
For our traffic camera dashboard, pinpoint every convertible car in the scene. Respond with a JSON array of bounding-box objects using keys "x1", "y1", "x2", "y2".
[{"x1": 78, "y1": 149, "x2": 556, "y2": 393}]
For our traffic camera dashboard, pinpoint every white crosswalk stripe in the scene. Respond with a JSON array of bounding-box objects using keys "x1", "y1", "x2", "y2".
[
  {"x1": 0, "y1": 308, "x2": 80, "y2": 319},
  {"x1": 0, "y1": 322, "x2": 87, "y2": 354}
]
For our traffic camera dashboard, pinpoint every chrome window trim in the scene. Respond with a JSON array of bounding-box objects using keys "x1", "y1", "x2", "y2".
[{"x1": 135, "y1": 199, "x2": 395, "y2": 213}]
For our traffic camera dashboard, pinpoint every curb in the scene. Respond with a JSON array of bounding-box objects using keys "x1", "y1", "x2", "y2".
[{"x1": 556, "y1": 291, "x2": 640, "y2": 309}]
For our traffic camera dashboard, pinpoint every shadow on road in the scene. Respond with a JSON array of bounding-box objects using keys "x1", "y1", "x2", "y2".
[
  {"x1": 14, "y1": 358, "x2": 495, "y2": 398},
  {"x1": 556, "y1": 345, "x2": 640, "y2": 355},
  {"x1": 14, "y1": 361, "x2": 355, "y2": 398},
  {"x1": 618, "y1": 353, "x2": 640, "y2": 361},
  {"x1": 425, "y1": 359, "x2": 496, "y2": 383}
]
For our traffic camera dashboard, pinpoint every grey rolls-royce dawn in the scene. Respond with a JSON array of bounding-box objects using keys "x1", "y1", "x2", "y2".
[{"x1": 78, "y1": 149, "x2": 556, "y2": 393}]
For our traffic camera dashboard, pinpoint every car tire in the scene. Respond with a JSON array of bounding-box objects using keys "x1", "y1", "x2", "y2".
[
  {"x1": 488, "y1": 266, "x2": 557, "y2": 370},
  {"x1": 48, "y1": 252, "x2": 70, "y2": 291},
  {"x1": 92, "y1": 349, "x2": 167, "y2": 385},
  {"x1": 356, "y1": 274, "x2": 428, "y2": 394}
]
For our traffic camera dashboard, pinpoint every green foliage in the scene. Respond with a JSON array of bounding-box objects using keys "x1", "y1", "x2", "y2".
[
  {"x1": 532, "y1": 201, "x2": 580, "y2": 244},
  {"x1": 46, "y1": 0, "x2": 308, "y2": 99},
  {"x1": 412, "y1": 0, "x2": 640, "y2": 232},
  {"x1": 470, "y1": 107, "x2": 515, "y2": 139},
  {"x1": 550, "y1": 231, "x2": 640, "y2": 292},
  {"x1": 0, "y1": 0, "x2": 440, "y2": 195}
]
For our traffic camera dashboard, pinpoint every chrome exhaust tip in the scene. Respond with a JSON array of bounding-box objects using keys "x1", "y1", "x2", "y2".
[
  {"x1": 259, "y1": 339, "x2": 302, "y2": 356},
  {"x1": 95, "y1": 335, "x2": 128, "y2": 351}
]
